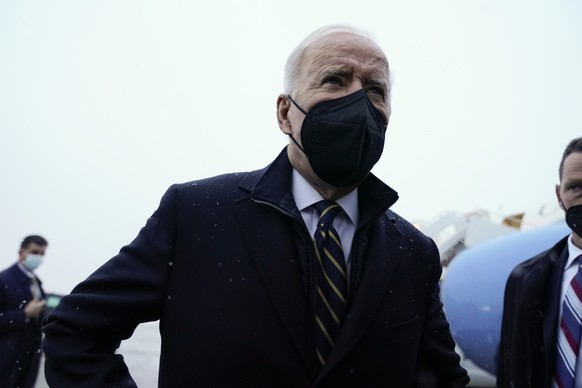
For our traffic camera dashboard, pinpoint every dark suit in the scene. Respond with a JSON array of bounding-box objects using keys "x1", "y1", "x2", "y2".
[
  {"x1": 43, "y1": 149, "x2": 469, "y2": 387},
  {"x1": 497, "y1": 236, "x2": 569, "y2": 387},
  {"x1": 0, "y1": 264, "x2": 45, "y2": 388}
]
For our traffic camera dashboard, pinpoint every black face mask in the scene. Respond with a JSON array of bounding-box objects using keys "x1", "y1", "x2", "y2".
[
  {"x1": 288, "y1": 89, "x2": 388, "y2": 187},
  {"x1": 566, "y1": 204, "x2": 582, "y2": 237}
]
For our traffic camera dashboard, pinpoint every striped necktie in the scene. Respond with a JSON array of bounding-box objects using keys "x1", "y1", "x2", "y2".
[
  {"x1": 555, "y1": 254, "x2": 582, "y2": 388},
  {"x1": 313, "y1": 200, "x2": 348, "y2": 366}
]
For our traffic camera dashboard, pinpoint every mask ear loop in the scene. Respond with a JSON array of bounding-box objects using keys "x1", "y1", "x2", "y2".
[
  {"x1": 286, "y1": 95, "x2": 308, "y2": 154},
  {"x1": 288, "y1": 133, "x2": 307, "y2": 154},
  {"x1": 287, "y1": 95, "x2": 308, "y2": 115}
]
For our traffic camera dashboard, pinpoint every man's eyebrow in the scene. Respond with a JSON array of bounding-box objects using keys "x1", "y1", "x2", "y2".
[
  {"x1": 564, "y1": 178, "x2": 582, "y2": 187},
  {"x1": 365, "y1": 79, "x2": 387, "y2": 87}
]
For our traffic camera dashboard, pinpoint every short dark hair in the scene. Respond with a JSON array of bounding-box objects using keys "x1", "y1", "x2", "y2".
[
  {"x1": 559, "y1": 137, "x2": 582, "y2": 181},
  {"x1": 20, "y1": 235, "x2": 48, "y2": 250}
]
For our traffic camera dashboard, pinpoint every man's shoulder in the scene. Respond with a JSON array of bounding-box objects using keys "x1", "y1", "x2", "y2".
[
  {"x1": 508, "y1": 236, "x2": 568, "y2": 281},
  {"x1": 178, "y1": 171, "x2": 253, "y2": 189},
  {"x1": 0, "y1": 264, "x2": 20, "y2": 284},
  {"x1": 383, "y1": 209, "x2": 435, "y2": 246},
  {"x1": 169, "y1": 170, "x2": 262, "y2": 197},
  {"x1": 382, "y1": 209, "x2": 409, "y2": 229},
  {"x1": 168, "y1": 152, "x2": 287, "y2": 201},
  {"x1": 0, "y1": 263, "x2": 17, "y2": 276}
]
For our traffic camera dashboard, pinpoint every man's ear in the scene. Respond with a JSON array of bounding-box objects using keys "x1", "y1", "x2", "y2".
[
  {"x1": 556, "y1": 184, "x2": 565, "y2": 210},
  {"x1": 276, "y1": 94, "x2": 292, "y2": 134}
]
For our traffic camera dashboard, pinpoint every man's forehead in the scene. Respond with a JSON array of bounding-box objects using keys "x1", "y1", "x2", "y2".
[
  {"x1": 300, "y1": 36, "x2": 388, "y2": 82},
  {"x1": 564, "y1": 152, "x2": 582, "y2": 170},
  {"x1": 562, "y1": 152, "x2": 582, "y2": 180},
  {"x1": 304, "y1": 32, "x2": 387, "y2": 63}
]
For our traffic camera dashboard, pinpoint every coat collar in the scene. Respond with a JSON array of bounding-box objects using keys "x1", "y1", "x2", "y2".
[
  {"x1": 239, "y1": 147, "x2": 400, "y2": 226},
  {"x1": 9, "y1": 263, "x2": 38, "y2": 285}
]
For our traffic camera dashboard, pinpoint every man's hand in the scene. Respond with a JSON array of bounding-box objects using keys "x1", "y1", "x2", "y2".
[{"x1": 24, "y1": 298, "x2": 46, "y2": 319}]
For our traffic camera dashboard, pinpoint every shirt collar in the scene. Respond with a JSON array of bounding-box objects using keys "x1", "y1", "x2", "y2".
[
  {"x1": 564, "y1": 233, "x2": 582, "y2": 270},
  {"x1": 291, "y1": 169, "x2": 359, "y2": 226},
  {"x1": 17, "y1": 262, "x2": 35, "y2": 278}
]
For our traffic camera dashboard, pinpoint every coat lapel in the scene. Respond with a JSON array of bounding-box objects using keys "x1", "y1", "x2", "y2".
[
  {"x1": 10, "y1": 264, "x2": 33, "y2": 298},
  {"x1": 234, "y1": 196, "x2": 319, "y2": 376},
  {"x1": 542, "y1": 241, "x2": 569, "y2": 374}
]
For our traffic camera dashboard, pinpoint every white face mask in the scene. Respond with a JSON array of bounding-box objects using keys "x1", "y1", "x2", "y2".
[{"x1": 23, "y1": 254, "x2": 43, "y2": 271}]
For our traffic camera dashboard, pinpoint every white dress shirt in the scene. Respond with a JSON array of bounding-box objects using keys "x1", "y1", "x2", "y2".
[
  {"x1": 291, "y1": 169, "x2": 358, "y2": 275},
  {"x1": 17, "y1": 262, "x2": 42, "y2": 300},
  {"x1": 554, "y1": 235, "x2": 582, "y2": 388}
]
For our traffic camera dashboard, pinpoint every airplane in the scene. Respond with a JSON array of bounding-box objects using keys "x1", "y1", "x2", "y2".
[{"x1": 421, "y1": 208, "x2": 570, "y2": 385}]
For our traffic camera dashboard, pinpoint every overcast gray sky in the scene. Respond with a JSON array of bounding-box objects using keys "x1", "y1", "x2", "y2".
[{"x1": 1, "y1": 0, "x2": 580, "y2": 294}]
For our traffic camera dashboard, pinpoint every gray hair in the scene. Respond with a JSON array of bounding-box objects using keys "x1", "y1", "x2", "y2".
[{"x1": 283, "y1": 24, "x2": 391, "y2": 100}]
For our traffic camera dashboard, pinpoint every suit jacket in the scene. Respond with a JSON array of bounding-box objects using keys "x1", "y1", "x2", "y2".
[
  {"x1": 0, "y1": 263, "x2": 45, "y2": 388},
  {"x1": 43, "y1": 149, "x2": 469, "y2": 387},
  {"x1": 496, "y1": 236, "x2": 569, "y2": 387}
]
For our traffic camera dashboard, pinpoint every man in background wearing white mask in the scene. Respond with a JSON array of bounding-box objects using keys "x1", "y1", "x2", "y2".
[{"x1": 0, "y1": 235, "x2": 48, "y2": 388}]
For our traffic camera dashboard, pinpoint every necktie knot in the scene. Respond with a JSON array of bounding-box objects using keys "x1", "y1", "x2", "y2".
[{"x1": 315, "y1": 200, "x2": 342, "y2": 225}]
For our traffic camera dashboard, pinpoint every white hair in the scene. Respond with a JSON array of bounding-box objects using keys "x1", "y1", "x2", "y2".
[{"x1": 283, "y1": 24, "x2": 391, "y2": 99}]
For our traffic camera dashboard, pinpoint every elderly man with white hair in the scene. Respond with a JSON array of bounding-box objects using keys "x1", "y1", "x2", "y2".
[{"x1": 43, "y1": 25, "x2": 469, "y2": 387}]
